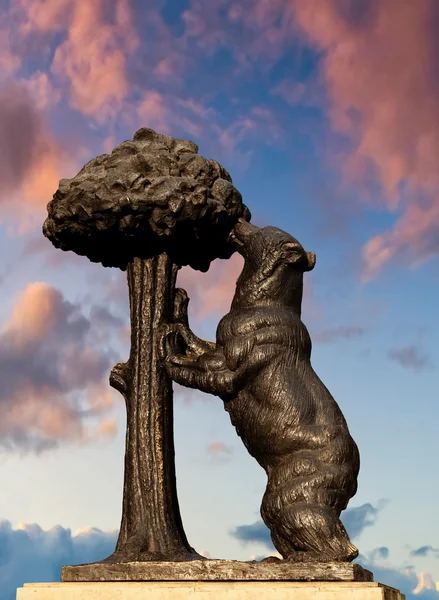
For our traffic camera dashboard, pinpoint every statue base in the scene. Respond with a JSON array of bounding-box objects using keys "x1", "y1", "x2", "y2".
[
  {"x1": 61, "y1": 560, "x2": 373, "y2": 582},
  {"x1": 16, "y1": 581, "x2": 405, "y2": 599}
]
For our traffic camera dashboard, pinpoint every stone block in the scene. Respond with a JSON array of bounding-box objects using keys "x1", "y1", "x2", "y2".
[{"x1": 16, "y1": 581, "x2": 405, "y2": 600}]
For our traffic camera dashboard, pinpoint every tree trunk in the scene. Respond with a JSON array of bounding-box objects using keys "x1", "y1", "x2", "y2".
[{"x1": 106, "y1": 253, "x2": 201, "y2": 562}]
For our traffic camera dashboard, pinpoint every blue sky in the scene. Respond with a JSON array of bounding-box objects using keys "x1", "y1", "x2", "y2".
[{"x1": 0, "y1": 1, "x2": 438, "y2": 599}]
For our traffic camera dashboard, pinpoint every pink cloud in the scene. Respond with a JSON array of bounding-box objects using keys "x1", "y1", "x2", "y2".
[
  {"x1": 272, "y1": 79, "x2": 306, "y2": 105},
  {"x1": 50, "y1": 0, "x2": 139, "y2": 123},
  {"x1": 136, "y1": 93, "x2": 218, "y2": 142},
  {"x1": 0, "y1": 24, "x2": 21, "y2": 77},
  {"x1": 362, "y1": 199, "x2": 439, "y2": 282},
  {"x1": 24, "y1": 70, "x2": 61, "y2": 110},
  {"x1": 87, "y1": 417, "x2": 118, "y2": 442},
  {"x1": 178, "y1": 253, "x2": 244, "y2": 321},
  {"x1": 0, "y1": 282, "x2": 119, "y2": 451},
  {"x1": 15, "y1": 0, "x2": 72, "y2": 35},
  {"x1": 154, "y1": 56, "x2": 179, "y2": 79},
  {"x1": 0, "y1": 7, "x2": 90, "y2": 230},
  {"x1": 212, "y1": 105, "x2": 281, "y2": 167},
  {"x1": 288, "y1": 0, "x2": 439, "y2": 278},
  {"x1": 135, "y1": 92, "x2": 274, "y2": 169},
  {"x1": 5, "y1": 282, "x2": 62, "y2": 344},
  {"x1": 0, "y1": 82, "x2": 70, "y2": 227},
  {"x1": 136, "y1": 90, "x2": 172, "y2": 135},
  {"x1": 207, "y1": 441, "x2": 231, "y2": 455},
  {"x1": 217, "y1": 117, "x2": 256, "y2": 155},
  {"x1": 180, "y1": 0, "x2": 439, "y2": 278},
  {"x1": 207, "y1": 440, "x2": 232, "y2": 463},
  {"x1": 182, "y1": 1, "x2": 229, "y2": 53}
]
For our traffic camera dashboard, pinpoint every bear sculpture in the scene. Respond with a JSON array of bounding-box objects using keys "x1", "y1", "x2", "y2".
[{"x1": 161, "y1": 219, "x2": 360, "y2": 562}]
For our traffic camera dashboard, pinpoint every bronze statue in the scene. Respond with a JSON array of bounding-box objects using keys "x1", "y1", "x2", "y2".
[
  {"x1": 43, "y1": 126, "x2": 359, "y2": 570},
  {"x1": 162, "y1": 219, "x2": 360, "y2": 562}
]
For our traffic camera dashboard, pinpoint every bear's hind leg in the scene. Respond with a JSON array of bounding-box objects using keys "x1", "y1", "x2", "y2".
[{"x1": 270, "y1": 503, "x2": 358, "y2": 563}]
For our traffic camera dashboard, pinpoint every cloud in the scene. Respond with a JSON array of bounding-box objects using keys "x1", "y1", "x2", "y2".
[
  {"x1": 216, "y1": 106, "x2": 281, "y2": 159},
  {"x1": 207, "y1": 441, "x2": 233, "y2": 464},
  {"x1": 359, "y1": 550, "x2": 439, "y2": 600},
  {"x1": 412, "y1": 572, "x2": 439, "y2": 597},
  {"x1": 312, "y1": 326, "x2": 365, "y2": 344},
  {"x1": 0, "y1": 282, "x2": 119, "y2": 452},
  {"x1": 180, "y1": 0, "x2": 439, "y2": 278},
  {"x1": 181, "y1": 0, "x2": 296, "y2": 66},
  {"x1": 88, "y1": 305, "x2": 126, "y2": 346},
  {"x1": 341, "y1": 502, "x2": 385, "y2": 540},
  {"x1": 284, "y1": 0, "x2": 439, "y2": 279},
  {"x1": 0, "y1": 83, "x2": 44, "y2": 194},
  {"x1": 388, "y1": 345, "x2": 433, "y2": 373},
  {"x1": 24, "y1": 70, "x2": 61, "y2": 110},
  {"x1": 4, "y1": 0, "x2": 140, "y2": 126},
  {"x1": 369, "y1": 546, "x2": 390, "y2": 561},
  {"x1": 5, "y1": 0, "x2": 438, "y2": 279},
  {"x1": 19, "y1": 232, "x2": 96, "y2": 272},
  {"x1": 231, "y1": 520, "x2": 273, "y2": 550},
  {"x1": 1, "y1": 518, "x2": 438, "y2": 600},
  {"x1": 50, "y1": 0, "x2": 139, "y2": 123},
  {"x1": 0, "y1": 83, "x2": 64, "y2": 205},
  {"x1": 14, "y1": 0, "x2": 72, "y2": 36},
  {"x1": 0, "y1": 520, "x2": 117, "y2": 600},
  {"x1": 272, "y1": 79, "x2": 306, "y2": 105},
  {"x1": 230, "y1": 502, "x2": 386, "y2": 550},
  {"x1": 0, "y1": 80, "x2": 74, "y2": 230},
  {"x1": 230, "y1": 503, "x2": 439, "y2": 599},
  {"x1": 136, "y1": 90, "x2": 173, "y2": 135},
  {"x1": 181, "y1": 0, "x2": 230, "y2": 54},
  {"x1": 178, "y1": 254, "x2": 243, "y2": 321},
  {"x1": 0, "y1": 20, "x2": 21, "y2": 78},
  {"x1": 136, "y1": 89, "x2": 280, "y2": 168},
  {"x1": 411, "y1": 546, "x2": 439, "y2": 559}
]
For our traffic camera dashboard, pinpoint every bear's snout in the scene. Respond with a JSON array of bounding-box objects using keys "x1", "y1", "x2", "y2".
[{"x1": 229, "y1": 219, "x2": 261, "y2": 252}]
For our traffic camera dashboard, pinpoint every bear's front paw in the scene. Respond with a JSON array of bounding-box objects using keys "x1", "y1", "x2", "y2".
[
  {"x1": 163, "y1": 354, "x2": 196, "y2": 383},
  {"x1": 168, "y1": 354, "x2": 194, "y2": 366},
  {"x1": 159, "y1": 323, "x2": 187, "y2": 361}
]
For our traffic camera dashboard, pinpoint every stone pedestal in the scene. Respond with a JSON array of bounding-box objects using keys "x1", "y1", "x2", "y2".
[
  {"x1": 16, "y1": 561, "x2": 405, "y2": 600},
  {"x1": 16, "y1": 581, "x2": 405, "y2": 599},
  {"x1": 61, "y1": 560, "x2": 373, "y2": 582}
]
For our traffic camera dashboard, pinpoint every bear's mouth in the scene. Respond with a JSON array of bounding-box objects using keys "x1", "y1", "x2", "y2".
[{"x1": 229, "y1": 218, "x2": 260, "y2": 252}]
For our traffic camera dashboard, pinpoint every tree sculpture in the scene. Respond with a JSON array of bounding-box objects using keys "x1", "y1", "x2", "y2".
[{"x1": 43, "y1": 128, "x2": 250, "y2": 562}]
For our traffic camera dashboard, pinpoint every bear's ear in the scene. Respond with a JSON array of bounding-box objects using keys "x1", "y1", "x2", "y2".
[
  {"x1": 281, "y1": 243, "x2": 303, "y2": 265},
  {"x1": 281, "y1": 243, "x2": 315, "y2": 271}
]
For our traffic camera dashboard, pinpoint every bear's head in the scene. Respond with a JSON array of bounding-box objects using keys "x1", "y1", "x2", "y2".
[{"x1": 229, "y1": 219, "x2": 315, "y2": 311}]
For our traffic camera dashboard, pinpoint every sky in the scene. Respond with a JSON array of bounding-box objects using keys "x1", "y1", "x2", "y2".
[{"x1": 0, "y1": 0, "x2": 438, "y2": 598}]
